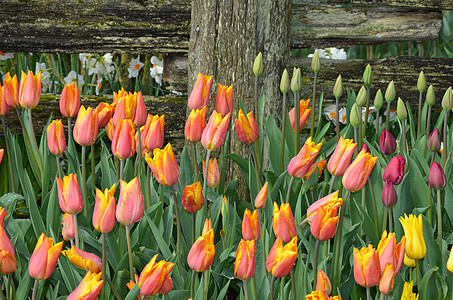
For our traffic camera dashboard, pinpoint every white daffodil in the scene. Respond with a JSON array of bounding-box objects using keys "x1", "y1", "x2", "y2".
[
  {"x1": 0, "y1": 52, "x2": 14, "y2": 61},
  {"x1": 308, "y1": 48, "x2": 347, "y2": 60},
  {"x1": 128, "y1": 56, "x2": 144, "y2": 78},
  {"x1": 96, "y1": 77, "x2": 103, "y2": 95},
  {"x1": 35, "y1": 62, "x2": 53, "y2": 93},
  {"x1": 89, "y1": 53, "x2": 114, "y2": 76},
  {"x1": 150, "y1": 56, "x2": 164, "y2": 85},
  {"x1": 64, "y1": 70, "x2": 85, "y2": 86}
]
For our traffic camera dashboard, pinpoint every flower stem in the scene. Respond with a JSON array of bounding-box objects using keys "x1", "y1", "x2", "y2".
[
  {"x1": 5, "y1": 275, "x2": 10, "y2": 300},
  {"x1": 135, "y1": 129, "x2": 142, "y2": 177},
  {"x1": 363, "y1": 86, "x2": 371, "y2": 139},
  {"x1": 254, "y1": 139, "x2": 262, "y2": 187},
  {"x1": 81, "y1": 145, "x2": 88, "y2": 218},
  {"x1": 91, "y1": 144, "x2": 96, "y2": 191},
  {"x1": 313, "y1": 239, "x2": 320, "y2": 290},
  {"x1": 294, "y1": 91, "x2": 300, "y2": 153},
  {"x1": 310, "y1": 72, "x2": 318, "y2": 137},
  {"x1": 328, "y1": 176, "x2": 336, "y2": 195},
  {"x1": 437, "y1": 189, "x2": 443, "y2": 267},
  {"x1": 382, "y1": 207, "x2": 388, "y2": 233},
  {"x1": 332, "y1": 190, "x2": 350, "y2": 294},
  {"x1": 270, "y1": 276, "x2": 276, "y2": 300},
  {"x1": 285, "y1": 177, "x2": 295, "y2": 204},
  {"x1": 388, "y1": 207, "x2": 393, "y2": 233},
  {"x1": 402, "y1": 120, "x2": 407, "y2": 153},
  {"x1": 385, "y1": 101, "x2": 391, "y2": 131},
  {"x1": 255, "y1": 76, "x2": 259, "y2": 117},
  {"x1": 106, "y1": 275, "x2": 122, "y2": 300},
  {"x1": 368, "y1": 180, "x2": 381, "y2": 237},
  {"x1": 354, "y1": 127, "x2": 359, "y2": 156},
  {"x1": 31, "y1": 279, "x2": 38, "y2": 300},
  {"x1": 100, "y1": 233, "x2": 106, "y2": 300},
  {"x1": 335, "y1": 97, "x2": 340, "y2": 141},
  {"x1": 146, "y1": 167, "x2": 151, "y2": 208},
  {"x1": 415, "y1": 260, "x2": 421, "y2": 287},
  {"x1": 280, "y1": 93, "x2": 287, "y2": 174},
  {"x1": 172, "y1": 187, "x2": 182, "y2": 268},
  {"x1": 2, "y1": 117, "x2": 15, "y2": 193},
  {"x1": 243, "y1": 280, "x2": 250, "y2": 300},
  {"x1": 192, "y1": 213, "x2": 196, "y2": 245},
  {"x1": 190, "y1": 270, "x2": 196, "y2": 299},
  {"x1": 257, "y1": 209, "x2": 268, "y2": 278},
  {"x1": 56, "y1": 156, "x2": 63, "y2": 179},
  {"x1": 203, "y1": 150, "x2": 212, "y2": 218},
  {"x1": 425, "y1": 105, "x2": 432, "y2": 156},
  {"x1": 73, "y1": 213, "x2": 80, "y2": 248},
  {"x1": 68, "y1": 117, "x2": 72, "y2": 147},
  {"x1": 252, "y1": 276, "x2": 258, "y2": 300},
  {"x1": 417, "y1": 91, "x2": 423, "y2": 138},
  {"x1": 443, "y1": 111, "x2": 448, "y2": 167},
  {"x1": 250, "y1": 144, "x2": 262, "y2": 194},
  {"x1": 27, "y1": 108, "x2": 43, "y2": 177},
  {"x1": 204, "y1": 269, "x2": 209, "y2": 300},
  {"x1": 125, "y1": 225, "x2": 135, "y2": 282},
  {"x1": 119, "y1": 159, "x2": 124, "y2": 181},
  {"x1": 366, "y1": 287, "x2": 371, "y2": 300},
  {"x1": 191, "y1": 142, "x2": 198, "y2": 180},
  {"x1": 376, "y1": 109, "x2": 380, "y2": 131}
]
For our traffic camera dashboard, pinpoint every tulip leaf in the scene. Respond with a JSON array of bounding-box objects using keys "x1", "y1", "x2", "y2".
[
  {"x1": 315, "y1": 92, "x2": 325, "y2": 138},
  {"x1": 265, "y1": 115, "x2": 284, "y2": 173},
  {"x1": 352, "y1": 197, "x2": 379, "y2": 246},
  {"x1": 216, "y1": 280, "x2": 231, "y2": 300},
  {"x1": 124, "y1": 284, "x2": 140, "y2": 300},
  {"x1": 168, "y1": 290, "x2": 191, "y2": 300},
  {"x1": 228, "y1": 153, "x2": 249, "y2": 179},
  {"x1": 314, "y1": 122, "x2": 330, "y2": 144},
  {"x1": 45, "y1": 183, "x2": 60, "y2": 236},
  {"x1": 15, "y1": 272, "x2": 33, "y2": 300},
  {"x1": 419, "y1": 267, "x2": 440, "y2": 299},
  {"x1": 421, "y1": 214, "x2": 441, "y2": 269},
  {"x1": 146, "y1": 212, "x2": 172, "y2": 259},
  {"x1": 100, "y1": 139, "x2": 115, "y2": 190}
]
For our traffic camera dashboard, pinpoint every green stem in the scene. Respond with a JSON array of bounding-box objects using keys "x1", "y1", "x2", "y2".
[
  {"x1": 385, "y1": 101, "x2": 391, "y2": 131},
  {"x1": 68, "y1": 117, "x2": 72, "y2": 147},
  {"x1": 120, "y1": 159, "x2": 124, "y2": 181},
  {"x1": 402, "y1": 120, "x2": 407, "y2": 153},
  {"x1": 310, "y1": 72, "x2": 318, "y2": 137},
  {"x1": 81, "y1": 145, "x2": 88, "y2": 218},
  {"x1": 31, "y1": 279, "x2": 38, "y2": 300},
  {"x1": 437, "y1": 189, "x2": 443, "y2": 268},
  {"x1": 335, "y1": 97, "x2": 340, "y2": 141},
  {"x1": 368, "y1": 180, "x2": 381, "y2": 238},
  {"x1": 428, "y1": 186, "x2": 433, "y2": 225},
  {"x1": 146, "y1": 167, "x2": 151, "y2": 208},
  {"x1": 204, "y1": 269, "x2": 209, "y2": 300},
  {"x1": 417, "y1": 91, "x2": 423, "y2": 137},
  {"x1": 191, "y1": 142, "x2": 198, "y2": 180},
  {"x1": 358, "y1": 105, "x2": 363, "y2": 147},
  {"x1": 363, "y1": 86, "x2": 370, "y2": 139},
  {"x1": 366, "y1": 287, "x2": 371, "y2": 300},
  {"x1": 203, "y1": 150, "x2": 212, "y2": 219},
  {"x1": 73, "y1": 213, "x2": 80, "y2": 248},
  {"x1": 91, "y1": 144, "x2": 95, "y2": 191},
  {"x1": 255, "y1": 76, "x2": 259, "y2": 116},
  {"x1": 192, "y1": 213, "x2": 196, "y2": 245},
  {"x1": 270, "y1": 276, "x2": 276, "y2": 300},
  {"x1": 354, "y1": 127, "x2": 359, "y2": 156},
  {"x1": 382, "y1": 207, "x2": 388, "y2": 233},
  {"x1": 2, "y1": 117, "x2": 15, "y2": 193},
  {"x1": 425, "y1": 105, "x2": 432, "y2": 156},
  {"x1": 332, "y1": 190, "x2": 350, "y2": 294},
  {"x1": 5, "y1": 275, "x2": 10, "y2": 300},
  {"x1": 100, "y1": 233, "x2": 106, "y2": 300},
  {"x1": 328, "y1": 176, "x2": 336, "y2": 195},
  {"x1": 27, "y1": 108, "x2": 43, "y2": 177},
  {"x1": 285, "y1": 177, "x2": 296, "y2": 204},
  {"x1": 56, "y1": 156, "x2": 62, "y2": 179},
  {"x1": 126, "y1": 225, "x2": 134, "y2": 282},
  {"x1": 294, "y1": 91, "x2": 300, "y2": 153},
  {"x1": 254, "y1": 138, "x2": 262, "y2": 187},
  {"x1": 280, "y1": 93, "x2": 287, "y2": 174},
  {"x1": 190, "y1": 270, "x2": 196, "y2": 299},
  {"x1": 251, "y1": 276, "x2": 258, "y2": 300},
  {"x1": 291, "y1": 269, "x2": 296, "y2": 300},
  {"x1": 135, "y1": 129, "x2": 142, "y2": 177},
  {"x1": 313, "y1": 239, "x2": 320, "y2": 290},
  {"x1": 388, "y1": 207, "x2": 393, "y2": 233},
  {"x1": 257, "y1": 209, "x2": 268, "y2": 278},
  {"x1": 172, "y1": 187, "x2": 182, "y2": 268},
  {"x1": 106, "y1": 275, "x2": 122, "y2": 300},
  {"x1": 243, "y1": 280, "x2": 250, "y2": 300},
  {"x1": 415, "y1": 260, "x2": 421, "y2": 287},
  {"x1": 443, "y1": 111, "x2": 448, "y2": 167},
  {"x1": 376, "y1": 109, "x2": 380, "y2": 131}
]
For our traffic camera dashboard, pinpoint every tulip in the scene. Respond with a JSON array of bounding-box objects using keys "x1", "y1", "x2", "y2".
[
  {"x1": 29, "y1": 233, "x2": 63, "y2": 280},
  {"x1": 202, "y1": 219, "x2": 212, "y2": 235},
  {"x1": 2, "y1": 73, "x2": 19, "y2": 108},
  {"x1": 236, "y1": 109, "x2": 259, "y2": 144},
  {"x1": 382, "y1": 155, "x2": 405, "y2": 185},
  {"x1": 253, "y1": 52, "x2": 264, "y2": 77},
  {"x1": 64, "y1": 246, "x2": 102, "y2": 273},
  {"x1": 429, "y1": 161, "x2": 446, "y2": 189},
  {"x1": 60, "y1": 82, "x2": 80, "y2": 118},
  {"x1": 291, "y1": 68, "x2": 302, "y2": 93},
  {"x1": 93, "y1": 183, "x2": 116, "y2": 233},
  {"x1": 185, "y1": 106, "x2": 207, "y2": 143},
  {"x1": 399, "y1": 214, "x2": 426, "y2": 260},
  {"x1": 447, "y1": 245, "x2": 453, "y2": 273},
  {"x1": 47, "y1": 119, "x2": 66, "y2": 156},
  {"x1": 304, "y1": 290, "x2": 329, "y2": 300},
  {"x1": 312, "y1": 50, "x2": 321, "y2": 73},
  {"x1": 139, "y1": 254, "x2": 174, "y2": 296},
  {"x1": 221, "y1": 196, "x2": 229, "y2": 217},
  {"x1": 67, "y1": 271, "x2": 103, "y2": 300},
  {"x1": 215, "y1": 83, "x2": 234, "y2": 116},
  {"x1": 73, "y1": 105, "x2": 99, "y2": 146},
  {"x1": 287, "y1": 137, "x2": 322, "y2": 178},
  {"x1": 182, "y1": 182, "x2": 204, "y2": 214},
  {"x1": 56, "y1": 173, "x2": 84, "y2": 215},
  {"x1": 404, "y1": 253, "x2": 416, "y2": 268},
  {"x1": 353, "y1": 245, "x2": 381, "y2": 288},
  {"x1": 106, "y1": 118, "x2": 115, "y2": 141},
  {"x1": 401, "y1": 281, "x2": 419, "y2": 299},
  {"x1": 115, "y1": 178, "x2": 145, "y2": 226},
  {"x1": 333, "y1": 75, "x2": 343, "y2": 99},
  {"x1": 141, "y1": 114, "x2": 165, "y2": 152},
  {"x1": 379, "y1": 264, "x2": 394, "y2": 295},
  {"x1": 316, "y1": 270, "x2": 332, "y2": 296},
  {"x1": 380, "y1": 129, "x2": 396, "y2": 155},
  {"x1": 303, "y1": 160, "x2": 326, "y2": 180},
  {"x1": 111, "y1": 118, "x2": 136, "y2": 160},
  {"x1": 327, "y1": 137, "x2": 357, "y2": 177},
  {"x1": 202, "y1": 158, "x2": 220, "y2": 188},
  {"x1": 188, "y1": 73, "x2": 214, "y2": 110},
  {"x1": 0, "y1": 84, "x2": 10, "y2": 117},
  {"x1": 113, "y1": 92, "x2": 147, "y2": 127},
  {"x1": 377, "y1": 231, "x2": 406, "y2": 275},
  {"x1": 0, "y1": 149, "x2": 3, "y2": 164},
  {"x1": 62, "y1": 213, "x2": 75, "y2": 241},
  {"x1": 0, "y1": 208, "x2": 17, "y2": 274},
  {"x1": 187, "y1": 229, "x2": 215, "y2": 272},
  {"x1": 289, "y1": 99, "x2": 311, "y2": 132},
  {"x1": 201, "y1": 110, "x2": 231, "y2": 150},
  {"x1": 381, "y1": 181, "x2": 397, "y2": 207},
  {"x1": 113, "y1": 87, "x2": 128, "y2": 103},
  {"x1": 242, "y1": 209, "x2": 260, "y2": 241},
  {"x1": 307, "y1": 191, "x2": 343, "y2": 222},
  {"x1": 309, "y1": 198, "x2": 342, "y2": 241},
  {"x1": 265, "y1": 236, "x2": 297, "y2": 278},
  {"x1": 95, "y1": 102, "x2": 115, "y2": 128},
  {"x1": 234, "y1": 239, "x2": 256, "y2": 280},
  {"x1": 272, "y1": 203, "x2": 297, "y2": 243},
  {"x1": 145, "y1": 143, "x2": 180, "y2": 186},
  {"x1": 19, "y1": 70, "x2": 41, "y2": 109},
  {"x1": 428, "y1": 128, "x2": 441, "y2": 152},
  {"x1": 280, "y1": 69, "x2": 290, "y2": 94},
  {"x1": 342, "y1": 149, "x2": 378, "y2": 192},
  {"x1": 254, "y1": 181, "x2": 268, "y2": 209}
]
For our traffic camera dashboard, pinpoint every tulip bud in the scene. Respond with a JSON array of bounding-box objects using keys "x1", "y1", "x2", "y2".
[
  {"x1": 202, "y1": 219, "x2": 212, "y2": 235},
  {"x1": 356, "y1": 86, "x2": 367, "y2": 107},
  {"x1": 380, "y1": 129, "x2": 396, "y2": 155},
  {"x1": 57, "y1": 174, "x2": 84, "y2": 215},
  {"x1": 333, "y1": 75, "x2": 343, "y2": 99},
  {"x1": 312, "y1": 50, "x2": 321, "y2": 73},
  {"x1": 280, "y1": 69, "x2": 290, "y2": 94},
  {"x1": 47, "y1": 119, "x2": 66, "y2": 156},
  {"x1": 417, "y1": 71, "x2": 426, "y2": 92},
  {"x1": 182, "y1": 182, "x2": 204, "y2": 214},
  {"x1": 60, "y1": 82, "x2": 81, "y2": 118},
  {"x1": 254, "y1": 182, "x2": 268, "y2": 209},
  {"x1": 242, "y1": 209, "x2": 260, "y2": 241},
  {"x1": 382, "y1": 181, "x2": 397, "y2": 207},
  {"x1": 385, "y1": 81, "x2": 395, "y2": 103},
  {"x1": 234, "y1": 239, "x2": 256, "y2": 280},
  {"x1": 93, "y1": 184, "x2": 117, "y2": 233},
  {"x1": 62, "y1": 213, "x2": 75, "y2": 241},
  {"x1": 397, "y1": 98, "x2": 407, "y2": 120},
  {"x1": 442, "y1": 87, "x2": 452, "y2": 111},
  {"x1": 291, "y1": 68, "x2": 301, "y2": 93},
  {"x1": 404, "y1": 253, "x2": 415, "y2": 268},
  {"x1": 253, "y1": 52, "x2": 263, "y2": 77},
  {"x1": 379, "y1": 264, "x2": 395, "y2": 295},
  {"x1": 383, "y1": 155, "x2": 405, "y2": 185},
  {"x1": 426, "y1": 85, "x2": 435, "y2": 106},
  {"x1": 202, "y1": 158, "x2": 220, "y2": 189},
  {"x1": 428, "y1": 128, "x2": 441, "y2": 152},
  {"x1": 429, "y1": 161, "x2": 446, "y2": 189},
  {"x1": 316, "y1": 270, "x2": 332, "y2": 296},
  {"x1": 115, "y1": 178, "x2": 145, "y2": 226},
  {"x1": 374, "y1": 89, "x2": 384, "y2": 109},
  {"x1": 221, "y1": 196, "x2": 228, "y2": 218},
  {"x1": 361, "y1": 142, "x2": 370, "y2": 154},
  {"x1": 350, "y1": 103, "x2": 361, "y2": 128},
  {"x1": 363, "y1": 64, "x2": 373, "y2": 86},
  {"x1": 29, "y1": 233, "x2": 63, "y2": 280}
]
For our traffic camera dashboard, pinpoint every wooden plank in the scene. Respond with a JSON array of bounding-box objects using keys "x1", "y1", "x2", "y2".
[{"x1": 295, "y1": 0, "x2": 453, "y2": 10}]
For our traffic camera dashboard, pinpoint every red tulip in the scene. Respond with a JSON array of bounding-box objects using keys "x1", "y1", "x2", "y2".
[
  {"x1": 429, "y1": 161, "x2": 446, "y2": 189},
  {"x1": 382, "y1": 181, "x2": 397, "y2": 207},
  {"x1": 380, "y1": 130, "x2": 396, "y2": 155},
  {"x1": 382, "y1": 155, "x2": 405, "y2": 185}
]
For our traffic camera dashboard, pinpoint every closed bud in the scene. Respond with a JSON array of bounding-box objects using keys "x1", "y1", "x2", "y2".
[
  {"x1": 374, "y1": 89, "x2": 383, "y2": 109},
  {"x1": 312, "y1": 50, "x2": 321, "y2": 73},
  {"x1": 397, "y1": 98, "x2": 407, "y2": 120},
  {"x1": 356, "y1": 86, "x2": 367, "y2": 107},
  {"x1": 385, "y1": 81, "x2": 395, "y2": 103},
  {"x1": 290, "y1": 68, "x2": 301, "y2": 93},
  {"x1": 253, "y1": 52, "x2": 263, "y2": 77},
  {"x1": 363, "y1": 64, "x2": 373, "y2": 86},
  {"x1": 428, "y1": 128, "x2": 441, "y2": 152},
  {"x1": 382, "y1": 181, "x2": 398, "y2": 207},
  {"x1": 333, "y1": 75, "x2": 343, "y2": 99},
  {"x1": 280, "y1": 69, "x2": 290, "y2": 94},
  {"x1": 426, "y1": 85, "x2": 435, "y2": 106},
  {"x1": 442, "y1": 87, "x2": 452, "y2": 111},
  {"x1": 350, "y1": 103, "x2": 361, "y2": 128},
  {"x1": 383, "y1": 155, "x2": 405, "y2": 185},
  {"x1": 429, "y1": 161, "x2": 446, "y2": 189},
  {"x1": 380, "y1": 130, "x2": 397, "y2": 155},
  {"x1": 417, "y1": 71, "x2": 426, "y2": 92}
]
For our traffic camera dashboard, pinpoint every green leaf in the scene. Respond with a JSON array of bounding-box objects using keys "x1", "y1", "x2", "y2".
[{"x1": 124, "y1": 284, "x2": 140, "y2": 300}]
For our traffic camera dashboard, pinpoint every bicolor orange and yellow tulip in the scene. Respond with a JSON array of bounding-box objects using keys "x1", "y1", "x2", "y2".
[
  {"x1": 62, "y1": 213, "x2": 75, "y2": 241},
  {"x1": 141, "y1": 113, "x2": 165, "y2": 153},
  {"x1": 145, "y1": 143, "x2": 180, "y2": 186},
  {"x1": 73, "y1": 105, "x2": 99, "y2": 146},
  {"x1": 93, "y1": 183, "x2": 116, "y2": 233},
  {"x1": 242, "y1": 209, "x2": 260, "y2": 241},
  {"x1": 287, "y1": 137, "x2": 322, "y2": 178},
  {"x1": 19, "y1": 70, "x2": 41, "y2": 109},
  {"x1": 202, "y1": 158, "x2": 220, "y2": 188},
  {"x1": 60, "y1": 82, "x2": 80, "y2": 118},
  {"x1": 201, "y1": 110, "x2": 231, "y2": 150},
  {"x1": 115, "y1": 178, "x2": 144, "y2": 226},
  {"x1": 64, "y1": 246, "x2": 102, "y2": 273},
  {"x1": 254, "y1": 181, "x2": 268, "y2": 209},
  {"x1": 67, "y1": 271, "x2": 103, "y2": 300},
  {"x1": 0, "y1": 208, "x2": 16, "y2": 274},
  {"x1": 181, "y1": 181, "x2": 204, "y2": 214},
  {"x1": 327, "y1": 137, "x2": 357, "y2": 177},
  {"x1": 215, "y1": 83, "x2": 233, "y2": 116},
  {"x1": 188, "y1": 73, "x2": 213, "y2": 110},
  {"x1": 56, "y1": 173, "x2": 84, "y2": 215},
  {"x1": 273, "y1": 202, "x2": 297, "y2": 243},
  {"x1": 289, "y1": 99, "x2": 311, "y2": 132},
  {"x1": 187, "y1": 229, "x2": 215, "y2": 272},
  {"x1": 266, "y1": 236, "x2": 298, "y2": 278},
  {"x1": 236, "y1": 109, "x2": 259, "y2": 144},
  {"x1": 139, "y1": 254, "x2": 174, "y2": 296},
  {"x1": 353, "y1": 245, "x2": 381, "y2": 288},
  {"x1": 28, "y1": 233, "x2": 63, "y2": 280},
  {"x1": 342, "y1": 149, "x2": 378, "y2": 192},
  {"x1": 47, "y1": 119, "x2": 66, "y2": 156},
  {"x1": 234, "y1": 239, "x2": 256, "y2": 280},
  {"x1": 185, "y1": 106, "x2": 207, "y2": 143},
  {"x1": 2, "y1": 73, "x2": 19, "y2": 108}
]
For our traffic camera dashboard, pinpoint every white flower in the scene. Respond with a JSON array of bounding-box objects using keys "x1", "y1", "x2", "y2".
[
  {"x1": 35, "y1": 62, "x2": 53, "y2": 93},
  {"x1": 308, "y1": 48, "x2": 347, "y2": 60},
  {"x1": 150, "y1": 56, "x2": 164, "y2": 85},
  {"x1": 324, "y1": 104, "x2": 347, "y2": 125},
  {"x1": 89, "y1": 53, "x2": 114, "y2": 76},
  {"x1": 0, "y1": 52, "x2": 14, "y2": 61},
  {"x1": 96, "y1": 78, "x2": 103, "y2": 95},
  {"x1": 79, "y1": 53, "x2": 92, "y2": 67},
  {"x1": 128, "y1": 56, "x2": 144, "y2": 78},
  {"x1": 64, "y1": 70, "x2": 85, "y2": 86}
]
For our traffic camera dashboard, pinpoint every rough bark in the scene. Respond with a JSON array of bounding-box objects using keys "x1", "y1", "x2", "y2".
[{"x1": 295, "y1": 0, "x2": 453, "y2": 9}]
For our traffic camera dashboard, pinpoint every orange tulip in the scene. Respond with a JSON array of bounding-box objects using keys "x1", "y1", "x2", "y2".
[
  {"x1": 182, "y1": 181, "x2": 204, "y2": 214},
  {"x1": 145, "y1": 143, "x2": 180, "y2": 186},
  {"x1": 126, "y1": 274, "x2": 142, "y2": 300},
  {"x1": 234, "y1": 239, "x2": 256, "y2": 280},
  {"x1": 265, "y1": 236, "x2": 298, "y2": 278},
  {"x1": 202, "y1": 158, "x2": 220, "y2": 188},
  {"x1": 2, "y1": 73, "x2": 19, "y2": 108},
  {"x1": 236, "y1": 109, "x2": 259, "y2": 144},
  {"x1": 202, "y1": 218, "x2": 212, "y2": 235},
  {"x1": 309, "y1": 196, "x2": 343, "y2": 241},
  {"x1": 272, "y1": 202, "x2": 297, "y2": 243},
  {"x1": 289, "y1": 99, "x2": 311, "y2": 132},
  {"x1": 287, "y1": 137, "x2": 322, "y2": 178},
  {"x1": 67, "y1": 271, "x2": 103, "y2": 300},
  {"x1": 139, "y1": 254, "x2": 174, "y2": 296},
  {"x1": 106, "y1": 118, "x2": 115, "y2": 141},
  {"x1": 316, "y1": 270, "x2": 332, "y2": 296},
  {"x1": 115, "y1": 178, "x2": 145, "y2": 226},
  {"x1": 60, "y1": 82, "x2": 80, "y2": 118},
  {"x1": 47, "y1": 119, "x2": 66, "y2": 156},
  {"x1": 111, "y1": 118, "x2": 136, "y2": 160},
  {"x1": 95, "y1": 102, "x2": 115, "y2": 128},
  {"x1": 379, "y1": 263, "x2": 394, "y2": 295},
  {"x1": 342, "y1": 149, "x2": 378, "y2": 192},
  {"x1": 64, "y1": 246, "x2": 102, "y2": 273},
  {"x1": 62, "y1": 213, "x2": 75, "y2": 241},
  {"x1": 113, "y1": 92, "x2": 147, "y2": 127},
  {"x1": 307, "y1": 191, "x2": 343, "y2": 223},
  {"x1": 19, "y1": 70, "x2": 41, "y2": 109},
  {"x1": 141, "y1": 114, "x2": 165, "y2": 152},
  {"x1": 377, "y1": 231, "x2": 406, "y2": 275},
  {"x1": 305, "y1": 290, "x2": 329, "y2": 300},
  {"x1": 56, "y1": 173, "x2": 84, "y2": 215},
  {"x1": 73, "y1": 105, "x2": 99, "y2": 146},
  {"x1": 188, "y1": 73, "x2": 213, "y2": 110},
  {"x1": 185, "y1": 106, "x2": 207, "y2": 143},
  {"x1": 353, "y1": 245, "x2": 381, "y2": 288},
  {"x1": 0, "y1": 84, "x2": 10, "y2": 117},
  {"x1": 303, "y1": 160, "x2": 326, "y2": 180},
  {"x1": 201, "y1": 110, "x2": 231, "y2": 150},
  {"x1": 113, "y1": 87, "x2": 128, "y2": 103},
  {"x1": 254, "y1": 181, "x2": 268, "y2": 209},
  {"x1": 0, "y1": 149, "x2": 3, "y2": 165},
  {"x1": 327, "y1": 137, "x2": 357, "y2": 177},
  {"x1": 187, "y1": 229, "x2": 215, "y2": 272},
  {"x1": 93, "y1": 184, "x2": 117, "y2": 233},
  {"x1": 242, "y1": 209, "x2": 260, "y2": 241},
  {"x1": 215, "y1": 83, "x2": 233, "y2": 116},
  {"x1": 29, "y1": 233, "x2": 63, "y2": 280},
  {"x1": 0, "y1": 208, "x2": 17, "y2": 274}
]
